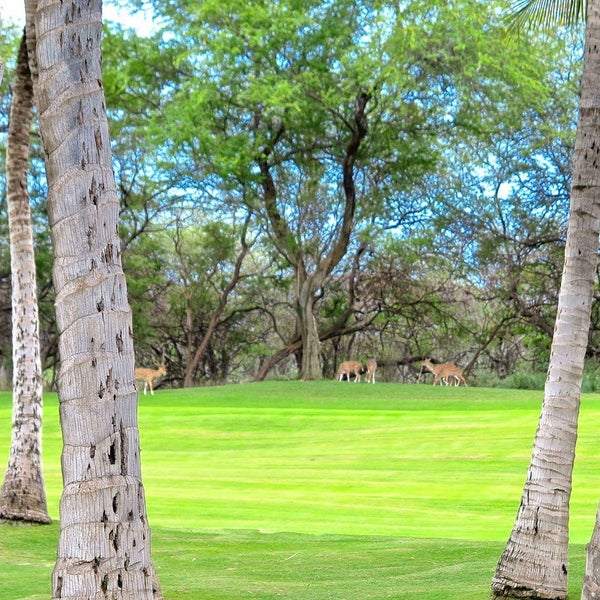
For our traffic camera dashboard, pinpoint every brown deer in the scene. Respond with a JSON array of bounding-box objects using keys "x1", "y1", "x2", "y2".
[
  {"x1": 421, "y1": 358, "x2": 468, "y2": 387},
  {"x1": 135, "y1": 358, "x2": 167, "y2": 395},
  {"x1": 365, "y1": 359, "x2": 377, "y2": 384},
  {"x1": 336, "y1": 360, "x2": 364, "y2": 383}
]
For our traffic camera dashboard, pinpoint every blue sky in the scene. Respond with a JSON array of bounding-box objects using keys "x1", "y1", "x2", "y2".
[
  {"x1": 0, "y1": 1, "x2": 154, "y2": 35},
  {"x1": 0, "y1": 0, "x2": 25, "y2": 26}
]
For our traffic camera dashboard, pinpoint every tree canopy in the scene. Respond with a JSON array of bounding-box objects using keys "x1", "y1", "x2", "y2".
[{"x1": 0, "y1": 0, "x2": 585, "y2": 385}]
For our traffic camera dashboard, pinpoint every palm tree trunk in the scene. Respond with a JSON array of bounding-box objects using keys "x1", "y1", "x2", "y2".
[
  {"x1": 579, "y1": 2, "x2": 600, "y2": 597},
  {"x1": 583, "y1": 501, "x2": 600, "y2": 598},
  {"x1": 0, "y1": 30, "x2": 50, "y2": 524},
  {"x1": 492, "y1": 2, "x2": 600, "y2": 598},
  {"x1": 29, "y1": 0, "x2": 162, "y2": 596}
]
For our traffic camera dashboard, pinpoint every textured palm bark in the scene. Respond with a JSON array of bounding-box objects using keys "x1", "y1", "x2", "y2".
[
  {"x1": 27, "y1": 0, "x2": 162, "y2": 596},
  {"x1": 492, "y1": 2, "x2": 600, "y2": 599},
  {"x1": 584, "y1": 502, "x2": 600, "y2": 599},
  {"x1": 580, "y1": 3, "x2": 600, "y2": 597},
  {"x1": 0, "y1": 30, "x2": 50, "y2": 524}
]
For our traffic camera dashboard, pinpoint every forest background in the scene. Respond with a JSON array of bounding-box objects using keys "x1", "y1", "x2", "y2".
[{"x1": 0, "y1": 0, "x2": 589, "y2": 389}]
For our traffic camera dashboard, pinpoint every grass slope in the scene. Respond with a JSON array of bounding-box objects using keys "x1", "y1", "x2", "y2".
[{"x1": 0, "y1": 381, "x2": 598, "y2": 598}]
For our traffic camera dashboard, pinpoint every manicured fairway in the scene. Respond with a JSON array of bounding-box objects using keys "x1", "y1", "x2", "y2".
[{"x1": 0, "y1": 381, "x2": 598, "y2": 598}]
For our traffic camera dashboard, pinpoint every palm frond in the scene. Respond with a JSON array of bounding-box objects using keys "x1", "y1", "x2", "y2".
[{"x1": 508, "y1": 0, "x2": 586, "y2": 31}]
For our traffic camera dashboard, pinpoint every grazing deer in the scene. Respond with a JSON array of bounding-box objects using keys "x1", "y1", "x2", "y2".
[
  {"x1": 421, "y1": 358, "x2": 468, "y2": 387},
  {"x1": 135, "y1": 358, "x2": 167, "y2": 395},
  {"x1": 336, "y1": 360, "x2": 364, "y2": 383},
  {"x1": 365, "y1": 359, "x2": 377, "y2": 384}
]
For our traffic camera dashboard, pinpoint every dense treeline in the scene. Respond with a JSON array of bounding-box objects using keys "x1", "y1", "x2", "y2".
[{"x1": 0, "y1": 1, "x2": 589, "y2": 387}]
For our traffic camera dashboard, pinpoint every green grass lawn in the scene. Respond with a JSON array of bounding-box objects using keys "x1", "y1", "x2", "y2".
[{"x1": 0, "y1": 381, "x2": 598, "y2": 598}]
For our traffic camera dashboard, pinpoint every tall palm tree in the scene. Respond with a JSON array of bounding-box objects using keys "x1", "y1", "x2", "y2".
[
  {"x1": 0, "y1": 29, "x2": 51, "y2": 524},
  {"x1": 492, "y1": 1, "x2": 600, "y2": 598},
  {"x1": 25, "y1": 0, "x2": 162, "y2": 595}
]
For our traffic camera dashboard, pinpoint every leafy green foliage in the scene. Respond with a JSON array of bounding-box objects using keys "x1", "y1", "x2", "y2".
[
  {"x1": 96, "y1": 0, "x2": 584, "y2": 382},
  {"x1": 0, "y1": 0, "x2": 585, "y2": 384}
]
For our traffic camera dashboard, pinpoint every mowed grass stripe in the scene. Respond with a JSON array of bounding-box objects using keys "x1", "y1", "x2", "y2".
[
  {"x1": 0, "y1": 381, "x2": 598, "y2": 599},
  {"x1": 0, "y1": 525, "x2": 587, "y2": 599},
  {"x1": 2, "y1": 381, "x2": 598, "y2": 541},
  {"x1": 135, "y1": 383, "x2": 594, "y2": 541}
]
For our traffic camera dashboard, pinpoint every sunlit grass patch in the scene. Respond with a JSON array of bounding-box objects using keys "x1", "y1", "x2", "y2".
[{"x1": 0, "y1": 381, "x2": 597, "y2": 598}]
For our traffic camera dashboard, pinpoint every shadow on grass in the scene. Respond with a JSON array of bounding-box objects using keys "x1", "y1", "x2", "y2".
[
  {"x1": 0, "y1": 522, "x2": 588, "y2": 599},
  {"x1": 157, "y1": 529, "x2": 588, "y2": 600}
]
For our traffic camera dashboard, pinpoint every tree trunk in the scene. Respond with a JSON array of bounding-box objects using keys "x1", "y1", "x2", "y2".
[
  {"x1": 0, "y1": 30, "x2": 50, "y2": 524},
  {"x1": 583, "y1": 502, "x2": 600, "y2": 599},
  {"x1": 30, "y1": 0, "x2": 162, "y2": 596},
  {"x1": 257, "y1": 94, "x2": 369, "y2": 380},
  {"x1": 492, "y1": 2, "x2": 600, "y2": 598},
  {"x1": 580, "y1": 2, "x2": 600, "y2": 597},
  {"x1": 254, "y1": 262, "x2": 378, "y2": 382},
  {"x1": 297, "y1": 277, "x2": 322, "y2": 380}
]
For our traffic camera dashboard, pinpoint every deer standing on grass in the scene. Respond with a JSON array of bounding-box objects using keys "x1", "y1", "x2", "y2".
[
  {"x1": 135, "y1": 358, "x2": 167, "y2": 395},
  {"x1": 336, "y1": 360, "x2": 364, "y2": 383},
  {"x1": 365, "y1": 359, "x2": 377, "y2": 384},
  {"x1": 420, "y1": 358, "x2": 468, "y2": 387}
]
